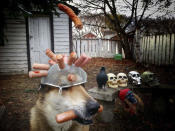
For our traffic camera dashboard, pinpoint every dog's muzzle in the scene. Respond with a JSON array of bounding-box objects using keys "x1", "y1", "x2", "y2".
[{"x1": 74, "y1": 100, "x2": 100, "y2": 125}]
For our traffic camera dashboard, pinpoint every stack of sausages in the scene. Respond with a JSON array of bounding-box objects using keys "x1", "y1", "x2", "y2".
[{"x1": 29, "y1": 49, "x2": 91, "y2": 79}]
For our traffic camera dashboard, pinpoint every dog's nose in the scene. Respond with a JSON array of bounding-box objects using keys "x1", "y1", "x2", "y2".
[{"x1": 86, "y1": 100, "x2": 100, "y2": 115}]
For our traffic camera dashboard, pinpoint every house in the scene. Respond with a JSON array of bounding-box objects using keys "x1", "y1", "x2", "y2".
[
  {"x1": 82, "y1": 32, "x2": 97, "y2": 39},
  {"x1": 0, "y1": 8, "x2": 74, "y2": 74}
]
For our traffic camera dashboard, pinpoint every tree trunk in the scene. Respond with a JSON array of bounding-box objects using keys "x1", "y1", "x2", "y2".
[{"x1": 120, "y1": 35, "x2": 133, "y2": 60}]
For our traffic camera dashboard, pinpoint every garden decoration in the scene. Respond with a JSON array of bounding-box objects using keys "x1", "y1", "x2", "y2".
[
  {"x1": 128, "y1": 71, "x2": 141, "y2": 86},
  {"x1": 96, "y1": 67, "x2": 108, "y2": 90},
  {"x1": 118, "y1": 88, "x2": 143, "y2": 115},
  {"x1": 117, "y1": 73, "x2": 128, "y2": 87},
  {"x1": 141, "y1": 71, "x2": 160, "y2": 87},
  {"x1": 107, "y1": 73, "x2": 119, "y2": 88},
  {"x1": 58, "y1": 3, "x2": 83, "y2": 29}
]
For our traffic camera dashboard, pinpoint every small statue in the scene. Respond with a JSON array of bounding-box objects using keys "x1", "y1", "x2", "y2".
[
  {"x1": 117, "y1": 73, "x2": 128, "y2": 87},
  {"x1": 141, "y1": 71, "x2": 160, "y2": 87},
  {"x1": 128, "y1": 71, "x2": 141, "y2": 86},
  {"x1": 96, "y1": 67, "x2": 108, "y2": 90},
  {"x1": 107, "y1": 73, "x2": 118, "y2": 88}
]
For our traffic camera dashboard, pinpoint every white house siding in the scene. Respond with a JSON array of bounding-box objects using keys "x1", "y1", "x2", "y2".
[
  {"x1": 53, "y1": 9, "x2": 70, "y2": 54},
  {"x1": 0, "y1": 17, "x2": 28, "y2": 74}
]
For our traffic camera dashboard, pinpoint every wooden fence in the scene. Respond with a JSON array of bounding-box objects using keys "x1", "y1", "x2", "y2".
[
  {"x1": 73, "y1": 39, "x2": 120, "y2": 58},
  {"x1": 140, "y1": 33, "x2": 175, "y2": 65}
]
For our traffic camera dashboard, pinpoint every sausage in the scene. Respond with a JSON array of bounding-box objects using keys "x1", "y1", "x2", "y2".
[
  {"x1": 56, "y1": 105, "x2": 103, "y2": 123},
  {"x1": 29, "y1": 70, "x2": 48, "y2": 78},
  {"x1": 32, "y1": 63, "x2": 50, "y2": 70},
  {"x1": 57, "y1": 4, "x2": 83, "y2": 29},
  {"x1": 56, "y1": 54, "x2": 65, "y2": 69},
  {"x1": 56, "y1": 110, "x2": 77, "y2": 123},
  {"x1": 48, "y1": 59, "x2": 57, "y2": 65},
  {"x1": 79, "y1": 57, "x2": 91, "y2": 67},
  {"x1": 74, "y1": 53, "x2": 87, "y2": 67},
  {"x1": 68, "y1": 52, "x2": 77, "y2": 66},
  {"x1": 45, "y1": 49, "x2": 57, "y2": 62},
  {"x1": 67, "y1": 74, "x2": 77, "y2": 82}
]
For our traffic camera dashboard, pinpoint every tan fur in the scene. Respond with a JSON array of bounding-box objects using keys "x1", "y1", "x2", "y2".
[{"x1": 30, "y1": 85, "x2": 92, "y2": 131}]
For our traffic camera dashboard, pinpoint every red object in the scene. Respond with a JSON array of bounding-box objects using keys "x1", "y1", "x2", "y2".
[
  {"x1": 118, "y1": 88, "x2": 131, "y2": 101},
  {"x1": 34, "y1": 71, "x2": 40, "y2": 73}
]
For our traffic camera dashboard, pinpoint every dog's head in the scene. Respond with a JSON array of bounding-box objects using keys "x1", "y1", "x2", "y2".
[{"x1": 39, "y1": 84, "x2": 100, "y2": 125}]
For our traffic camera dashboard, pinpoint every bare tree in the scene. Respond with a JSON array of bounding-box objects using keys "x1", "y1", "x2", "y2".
[{"x1": 72, "y1": 0, "x2": 175, "y2": 59}]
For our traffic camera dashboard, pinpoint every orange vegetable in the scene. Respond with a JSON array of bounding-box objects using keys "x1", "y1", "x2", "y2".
[{"x1": 58, "y1": 3, "x2": 83, "y2": 29}]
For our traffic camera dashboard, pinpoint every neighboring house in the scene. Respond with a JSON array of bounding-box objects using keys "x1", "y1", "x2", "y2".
[
  {"x1": 0, "y1": 9, "x2": 73, "y2": 74},
  {"x1": 82, "y1": 32, "x2": 97, "y2": 39}
]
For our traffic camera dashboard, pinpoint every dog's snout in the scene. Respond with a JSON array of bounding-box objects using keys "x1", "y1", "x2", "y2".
[{"x1": 86, "y1": 100, "x2": 100, "y2": 115}]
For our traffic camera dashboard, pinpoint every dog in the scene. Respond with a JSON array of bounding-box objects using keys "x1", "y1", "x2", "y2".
[{"x1": 30, "y1": 84, "x2": 100, "y2": 131}]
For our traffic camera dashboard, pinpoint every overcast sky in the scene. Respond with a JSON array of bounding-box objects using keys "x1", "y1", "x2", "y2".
[{"x1": 72, "y1": 0, "x2": 175, "y2": 18}]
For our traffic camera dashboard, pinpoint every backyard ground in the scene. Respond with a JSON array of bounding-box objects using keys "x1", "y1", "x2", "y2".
[{"x1": 0, "y1": 58, "x2": 175, "y2": 131}]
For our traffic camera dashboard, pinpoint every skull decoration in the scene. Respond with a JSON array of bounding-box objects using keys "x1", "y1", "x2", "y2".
[
  {"x1": 128, "y1": 71, "x2": 141, "y2": 86},
  {"x1": 141, "y1": 71, "x2": 160, "y2": 87},
  {"x1": 117, "y1": 73, "x2": 128, "y2": 87},
  {"x1": 107, "y1": 73, "x2": 118, "y2": 88}
]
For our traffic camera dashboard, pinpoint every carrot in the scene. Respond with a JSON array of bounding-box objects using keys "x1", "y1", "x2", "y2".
[{"x1": 58, "y1": 4, "x2": 83, "y2": 29}]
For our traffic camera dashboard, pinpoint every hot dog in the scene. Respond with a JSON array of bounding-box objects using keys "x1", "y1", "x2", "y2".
[
  {"x1": 74, "y1": 53, "x2": 87, "y2": 67},
  {"x1": 67, "y1": 74, "x2": 77, "y2": 82},
  {"x1": 32, "y1": 63, "x2": 50, "y2": 70},
  {"x1": 68, "y1": 52, "x2": 77, "y2": 66},
  {"x1": 57, "y1": 4, "x2": 83, "y2": 29},
  {"x1": 56, "y1": 105, "x2": 103, "y2": 123},
  {"x1": 48, "y1": 59, "x2": 57, "y2": 65},
  {"x1": 46, "y1": 49, "x2": 57, "y2": 62},
  {"x1": 29, "y1": 70, "x2": 48, "y2": 78},
  {"x1": 56, "y1": 54, "x2": 65, "y2": 69},
  {"x1": 79, "y1": 57, "x2": 91, "y2": 67}
]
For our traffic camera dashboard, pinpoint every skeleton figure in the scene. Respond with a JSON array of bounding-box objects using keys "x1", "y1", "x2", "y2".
[
  {"x1": 107, "y1": 73, "x2": 118, "y2": 88},
  {"x1": 141, "y1": 71, "x2": 160, "y2": 87},
  {"x1": 117, "y1": 73, "x2": 128, "y2": 87},
  {"x1": 128, "y1": 71, "x2": 141, "y2": 86}
]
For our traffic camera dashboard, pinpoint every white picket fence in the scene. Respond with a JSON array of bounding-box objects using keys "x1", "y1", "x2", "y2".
[{"x1": 73, "y1": 39, "x2": 120, "y2": 58}]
